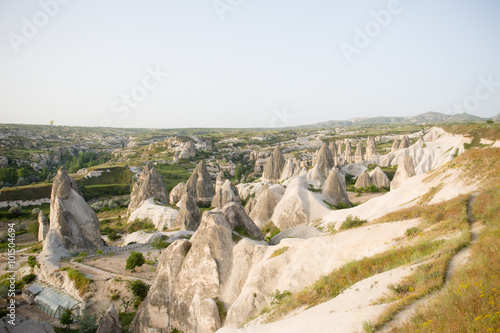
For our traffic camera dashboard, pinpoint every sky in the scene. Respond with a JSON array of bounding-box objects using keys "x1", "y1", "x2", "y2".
[{"x1": 0, "y1": 0, "x2": 499, "y2": 128}]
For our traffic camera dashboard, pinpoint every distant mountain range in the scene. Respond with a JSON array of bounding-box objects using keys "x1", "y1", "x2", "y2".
[{"x1": 296, "y1": 111, "x2": 494, "y2": 129}]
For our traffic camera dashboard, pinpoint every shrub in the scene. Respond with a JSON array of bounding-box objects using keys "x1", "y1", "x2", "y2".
[
  {"x1": 128, "y1": 219, "x2": 155, "y2": 233},
  {"x1": 107, "y1": 230, "x2": 121, "y2": 241},
  {"x1": 270, "y1": 290, "x2": 291, "y2": 305},
  {"x1": 151, "y1": 236, "x2": 170, "y2": 253},
  {"x1": 125, "y1": 252, "x2": 145, "y2": 272},
  {"x1": 405, "y1": 227, "x2": 420, "y2": 236},
  {"x1": 214, "y1": 297, "x2": 227, "y2": 322},
  {"x1": 340, "y1": 215, "x2": 367, "y2": 230},
  {"x1": 261, "y1": 221, "x2": 281, "y2": 243},
  {"x1": 21, "y1": 273, "x2": 36, "y2": 284},
  {"x1": 27, "y1": 255, "x2": 37, "y2": 269},
  {"x1": 128, "y1": 279, "x2": 149, "y2": 301},
  {"x1": 60, "y1": 309, "x2": 73, "y2": 325},
  {"x1": 77, "y1": 312, "x2": 99, "y2": 333},
  {"x1": 234, "y1": 225, "x2": 259, "y2": 241}
]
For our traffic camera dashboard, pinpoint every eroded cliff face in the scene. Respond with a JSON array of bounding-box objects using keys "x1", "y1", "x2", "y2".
[
  {"x1": 130, "y1": 210, "x2": 235, "y2": 333},
  {"x1": 43, "y1": 166, "x2": 104, "y2": 258},
  {"x1": 128, "y1": 162, "x2": 169, "y2": 214}
]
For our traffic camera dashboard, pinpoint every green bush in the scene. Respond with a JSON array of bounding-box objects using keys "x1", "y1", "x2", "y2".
[
  {"x1": 340, "y1": 215, "x2": 367, "y2": 230},
  {"x1": 405, "y1": 227, "x2": 420, "y2": 236},
  {"x1": 60, "y1": 308, "x2": 73, "y2": 325},
  {"x1": 270, "y1": 289, "x2": 291, "y2": 305},
  {"x1": 128, "y1": 279, "x2": 149, "y2": 301},
  {"x1": 77, "y1": 312, "x2": 99, "y2": 333},
  {"x1": 22, "y1": 273, "x2": 36, "y2": 284},
  {"x1": 125, "y1": 252, "x2": 145, "y2": 271},
  {"x1": 27, "y1": 255, "x2": 37, "y2": 269}
]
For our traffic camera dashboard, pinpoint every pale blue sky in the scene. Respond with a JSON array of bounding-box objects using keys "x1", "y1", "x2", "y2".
[{"x1": 0, "y1": 0, "x2": 499, "y2": 128}]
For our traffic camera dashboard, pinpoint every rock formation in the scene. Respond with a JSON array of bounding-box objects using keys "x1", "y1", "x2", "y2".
[
  {"x1": 391, "y1": 139, "x2": 400, "y2": 153},
  {"x1": 279, "y1": 159, "x2": 295, "y2": 182},
  {"x1": 183, "y1": 160, "x2": 214, "y2": 206},
  {"x1": 169, "y1": 182, "x2": 185, "y2": 205},
  {"x1": 248, "y1": 184, "x2": 286, "y2": 228},
  {"x1": 97, "y1": 304, "x2": 123, "y2": 333},
  {"x1": 354, "y1": 171, "x2": 372, "y2": 189},
  {"x1": 399, "y1": 135, "x2": 410, "y2": 149},
  {"x1": 261, "y1": 146, "x2": 285, "y2": 184},
  {"x1": 369, "y1": 167, "x2": 391, "y2": 188},
  {"x1": 43, "y1": 166, "x2": 104, "y2": 255},
  {"x1": 185, "y1": 141, "x2": 196, "y2": 157},
  {"x1": 271, "y1": 177, "x2": 331, "y2": 230},
  {"x1": 365, "y1": 137, "x2": 377, "y2": 160},
  {"x1": 128, "y1": 198, "x2": 179, "y2": 231},
  {"x1": 221, "y1": 202, "x2": 264, "y2": 241},
  {"x1": 131, "y1": 206, "x2": 262, "y2": 333},
  {"x1": 315, "y1": 143, "x2": 334, "y2": 178},
  {"x1": 321, "y1": 169, "x2": 351, "y2": 207},
  {"x1": 38, "y1": 211, "x2": 49, "y2": 241},
  {"x1": 390, "y1": 156, "x2": 416, "y2": 190},
  {"x1": 212, "y1": 180, "x2": 240, "y2": 209},
  {"x1": 173, "y1": 191, "x2": 202, "y2": 231},
  {"x1": 173, "y1": 151, "x2": 180, "y2": 163},
  {"x1": 354, "y1": 143, "x2": 364, "y2": 163},
  {"x1": 329, "y1": 142, "x2": 338, "y2": 166},
  {"x1": 215, "y1": 171, "x2": 225, "y2": 191},
  {"x1": 415, "y1": 136, "x2": 425, "y2": 147},
  {"x1": 179, "y1": 149, "x2": 190, "y2": 159},
  {"x1": 344, "y1": 141, "x2": 353, "y2": 163},
  {"x1": 128, "y1": 162, "x2": 169, "y2": 215}
]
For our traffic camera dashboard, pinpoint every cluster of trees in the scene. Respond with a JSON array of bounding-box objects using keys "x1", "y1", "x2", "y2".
[
  {"x1": 0, "y1": 166, "x2": 38, "y2": 185},
  {"x1": 63, "y1": 152, "x2": 111, "y2": 174}
]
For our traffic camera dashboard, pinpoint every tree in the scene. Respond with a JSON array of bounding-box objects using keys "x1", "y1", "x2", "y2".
[
  {"x1": 60, "y1": 308, "x2": 73, "y2": 331},
  {"x1": 151, "y1": 236, "x2": 170, "y2": 253},
  {"x1": 49, "y1": 120, "x2": 54, "y2": 125},
  {"x1": 125, "y1": 251, "x2": 145, "y2": 272},
  {"x1": 128, "y1": 279, "x2": 149, "y2": 301},
  {"x1": 77, "y1": 312, "x2": 99, "y2": 333}
]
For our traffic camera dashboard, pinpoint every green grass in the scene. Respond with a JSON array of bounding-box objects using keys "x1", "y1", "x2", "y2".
[
  {"x1": 261, "y1": 221, "x2": 281, "y2": 243},
  {"x1": 270, "y1": 246, "x2": 289, "y2": 258},
  {"x1": 155, "y1": 163, "x2": 193, "y2": 193},
  {"x1": 60, "y1": 267, "x2": 91, "y2": 296},
  {"x1": 234, "y1": 225, "x2": 260, "y2": 241},
  {"x1": 0, "y1": 183, "x2": 51, "y2": 201}
]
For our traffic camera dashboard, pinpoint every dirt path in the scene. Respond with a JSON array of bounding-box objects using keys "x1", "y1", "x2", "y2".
[
  {"x1": 379, "y1": 193, "x2": 481, "y2": 332},
  {"x1": 70, "y1": 260, "x2": 152, "y2": 285}
]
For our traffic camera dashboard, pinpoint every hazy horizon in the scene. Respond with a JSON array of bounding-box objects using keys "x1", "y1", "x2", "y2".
[{"x1": 1, "y1": 0, "x2": 499, "y2": 129}]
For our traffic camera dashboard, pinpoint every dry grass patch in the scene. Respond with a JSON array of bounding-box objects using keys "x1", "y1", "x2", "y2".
[
  {"x1": 260, "y1": 240, "x2": 446, "y2": 323},
  {"x1": 385, "y1": 186, "x2": 500, "y2": 332},
  {"x1": 417, "y1": 183, "x2": 443, "y2": 205},
  {"x1": 270, "y1": 246, "x2": 289, "y2": 258},
  {"x1": 424, "y1": 148, "x2": 500, "y2": 185}
]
